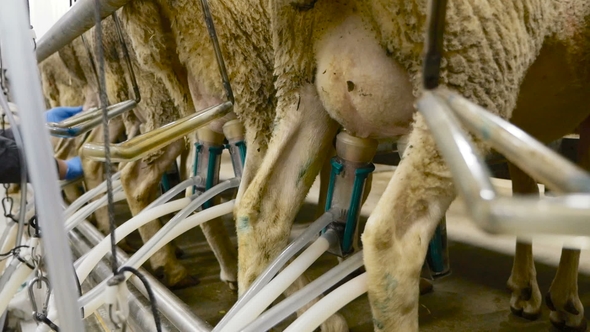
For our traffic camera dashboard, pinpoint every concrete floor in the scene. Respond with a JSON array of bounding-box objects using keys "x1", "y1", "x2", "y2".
[{"x1": 140, "y1": 155, "x2": 590, "y2": 331}]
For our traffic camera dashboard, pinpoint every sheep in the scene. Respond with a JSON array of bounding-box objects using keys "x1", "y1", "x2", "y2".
[
  {"x1": 117, "y1": 0, "x2": 276, "y2": 291},
  {"x1": 38, "y1": 29, "x2": 193, "y2": 288},
  {"x1": 233, "y1": 0, "x2": 590, "y2": 331},
  {"x1": 116, "y1": 0, "x2": 355, "y2": 327}
]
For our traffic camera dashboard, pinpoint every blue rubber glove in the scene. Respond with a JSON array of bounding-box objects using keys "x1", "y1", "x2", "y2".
[
  {"x1": 44, "y1": 106, "x2": 83, "y2": 123},
  {"x1": 64, "y1": 156, "x2": 84, "y2": 181}
]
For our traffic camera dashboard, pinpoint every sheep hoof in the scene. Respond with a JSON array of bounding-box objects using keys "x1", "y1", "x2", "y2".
[
  {"x1": 167, "y1": 274, "x2": 201, "y2": 290},
  {"x1": 154, "y1": 266, "x2": 200, "y2": 290},
  {"x1": 117, "y1": 240, "x2": 139, "y2": 254},
  {"x1": 420, "y1": 278, "x2": 434, "y2": 295},
  {"x1": 550, "y1": 317, "x2": 587, "y2": 332},
  {"x1": 319, "y1": 312, "x2": 348, "y2": 332},
  {"x1": 226, "y1": 280, "x2": 238, "y2": 292},
  {"x1": 175, "y1": 246, "x2": 185, "y2": 258},
  {"x1": 507, "y1": 279, "x2": 542, "y2": 320},
  {"x1": 510, "y1": 305, "x2": 541, "y2": 321}
]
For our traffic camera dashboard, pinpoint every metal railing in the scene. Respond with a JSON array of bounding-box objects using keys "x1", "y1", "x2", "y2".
[{"x1": 419, "y1": 88, "x2": 590, "y2": 237}]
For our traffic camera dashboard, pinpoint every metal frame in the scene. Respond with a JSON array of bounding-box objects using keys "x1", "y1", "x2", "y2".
[
  {"x1": 0, "y1": 1, "x2": 84, "y2": 330},
  {"x1": 419, "y1": 91, "x2": 590, "y2": 237},
  {"x1": 419, "y1": 0, "x2": 590, "y2": 239}
]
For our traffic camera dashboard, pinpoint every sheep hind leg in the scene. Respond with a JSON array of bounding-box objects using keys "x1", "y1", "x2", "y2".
[
  {"x1": 506, "y1": 163, "x2": 542, "y2": 320},
  {"x1": 235, "y1": 84, "x2": 346, "y2": 331},
  {"x1": 120, "y1": 140, "x2": 198, "y2": 289},
  {"x1": 362, "y1": 115, "x2": 457, "y2": 332},
  {"x1": 546, "y1": 249, "x2": 585, "y2": 331},
  {"x1": 545, "y1": 116, "x2": 590, "y2": 331}
]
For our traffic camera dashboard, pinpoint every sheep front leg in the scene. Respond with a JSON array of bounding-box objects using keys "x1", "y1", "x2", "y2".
[
  {"x1": 546, "y1": 249, "x2": 585, "y2": 331},
  {"x1": 362, "y1": 116, "x2": 455, "y2": 331},
  {"x1": 506, "y1": 162, "x2": 542, "y2": 319},
  {"x1": 545, "y1": 115, "x2": 590, "y2": 332},
  {"x1": 236, "y1": 84, "x2": 347, "y2": 331}
]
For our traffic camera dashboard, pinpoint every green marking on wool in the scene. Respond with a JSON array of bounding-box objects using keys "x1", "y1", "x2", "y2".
[{"x1": 237, "y1": 216, "x2": 250, "y2": 231}]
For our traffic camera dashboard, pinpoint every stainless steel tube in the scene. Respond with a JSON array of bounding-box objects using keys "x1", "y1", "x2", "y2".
[
  {"x1": 436, "y1": 89, "x2": 590, "y2": 194},
  {"x1": 417, "y1": 91, "x2": 499, "y2": 233},
  {"x1": 418, "y1": 91, "x2": 590, "y2": 237},
  {"x1": 47, "y1": 100, "x2": 137, "y2": 138},
  {"x1": 0, "y1": 2, "x2": 85, "y2": 331},
  {"x1": 489, "y1": 195, "x2": 590, "y2": 237},
  {"x1": 82, "y1": 101, "x2": 233, "y2": 162},
  {"x1": 74, "y1": 220, "x2": 213, "y2": 332},
  {"x1": 36, "y1": 0, "x2": 131, "y2": 63}
]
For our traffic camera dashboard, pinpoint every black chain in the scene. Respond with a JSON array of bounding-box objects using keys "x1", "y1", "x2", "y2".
[
  {"x1": 2, "y1": 183, "x2": 17, "y2": 223},
  {"x1": 34, "y1": 312, "x2": 60, "y2": 331}
]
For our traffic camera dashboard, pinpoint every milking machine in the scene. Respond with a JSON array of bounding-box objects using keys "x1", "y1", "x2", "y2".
[
  {"x1": 216, "y1": 132, "x2": 379, "y2": 331},
  {"x1": 213, "y1": 129, "x2": 455, "y2": 331}
]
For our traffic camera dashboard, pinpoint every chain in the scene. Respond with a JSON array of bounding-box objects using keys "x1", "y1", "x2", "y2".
[
  {"x1": 93, "y1": 0, "x2": 118, "y2": 274},
  {"x1": 2, "y1": 115, "x2": 17, "y2": 223},
  {"x1": 0, "y1": 44, "x2": 7, "y2": 96}
]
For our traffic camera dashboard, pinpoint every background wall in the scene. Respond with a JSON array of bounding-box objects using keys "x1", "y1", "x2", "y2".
[{"x1": 29, "y1": 0, "x2": 76, "y2": 39}]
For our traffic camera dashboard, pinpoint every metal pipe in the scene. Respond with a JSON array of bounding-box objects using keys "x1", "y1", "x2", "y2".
[
  {"x1": 0, "y1": 2, "x2": 84, "y2": 331},
  {"x1": 68, "y1": 228, "x2": 175, "y2": 332},
  {"x1": 436, "y1": 89, "x2": 590, "y2": 194},
  {"x1": 418, "y1": 91, "x2": 590, "y2": 237},
  {"x1": 81, "y1": 101, "x2": 233, "y2": 162},
  {"x1": 35, "y1": 0, "x2": 131, "y2": 63},
  {"x1": 47, "y1": 100, "x2": 137, "y2": 138},
  {"x1": 489, "y1": 195, "x2": 590, "y2": 237},
  {"x1": 74, "y1": 220, "x2": 213, "y2": 332},
  {"x1": 417, "y1": 91, "x2": 498, "y2": 232}
]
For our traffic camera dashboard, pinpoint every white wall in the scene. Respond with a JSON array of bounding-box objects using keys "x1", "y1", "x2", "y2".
[{"x1": 29, "y1": 0, "x2": 77, "y2": 39}]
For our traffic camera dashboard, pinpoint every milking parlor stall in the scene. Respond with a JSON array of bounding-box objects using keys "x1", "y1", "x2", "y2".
[{"x1": 1, "y1": 0, "x2": 590, "y2": 331}]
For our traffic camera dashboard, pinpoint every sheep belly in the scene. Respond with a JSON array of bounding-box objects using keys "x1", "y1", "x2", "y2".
[{"x1": 315, "y1": 15, "x2": 414, "y2": 139}]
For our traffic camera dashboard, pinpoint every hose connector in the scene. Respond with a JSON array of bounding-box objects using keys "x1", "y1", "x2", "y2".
[
  {"x1": 323, "y1": 132, "x2": 377, "y2": 257},
  {"x1": 223, "y1": 119, "x2": 246, "y2": 178}
]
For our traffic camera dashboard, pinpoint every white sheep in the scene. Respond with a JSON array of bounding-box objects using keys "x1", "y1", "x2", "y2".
[{"x1": 235, "y1": 0, "x2": 590, "y2": 331}]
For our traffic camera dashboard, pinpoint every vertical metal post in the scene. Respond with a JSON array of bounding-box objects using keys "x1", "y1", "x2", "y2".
[{"x1": 0, "y1": 1, "x2": 85, "y2": 331}]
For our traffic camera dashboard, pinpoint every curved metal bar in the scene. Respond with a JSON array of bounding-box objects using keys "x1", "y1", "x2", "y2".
[
  {"x1": 418, "y1": 91, "x2": 590, "y2": 238},
  {"x1": 81, "y1": 101, "x2": 233, "y2": 162},
  {"x1": 46, "y1": 99, "x2": 136, "y2": 138},
  {"x1": 435, "y1": 89, "x2": 590, "y2": 194}
]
